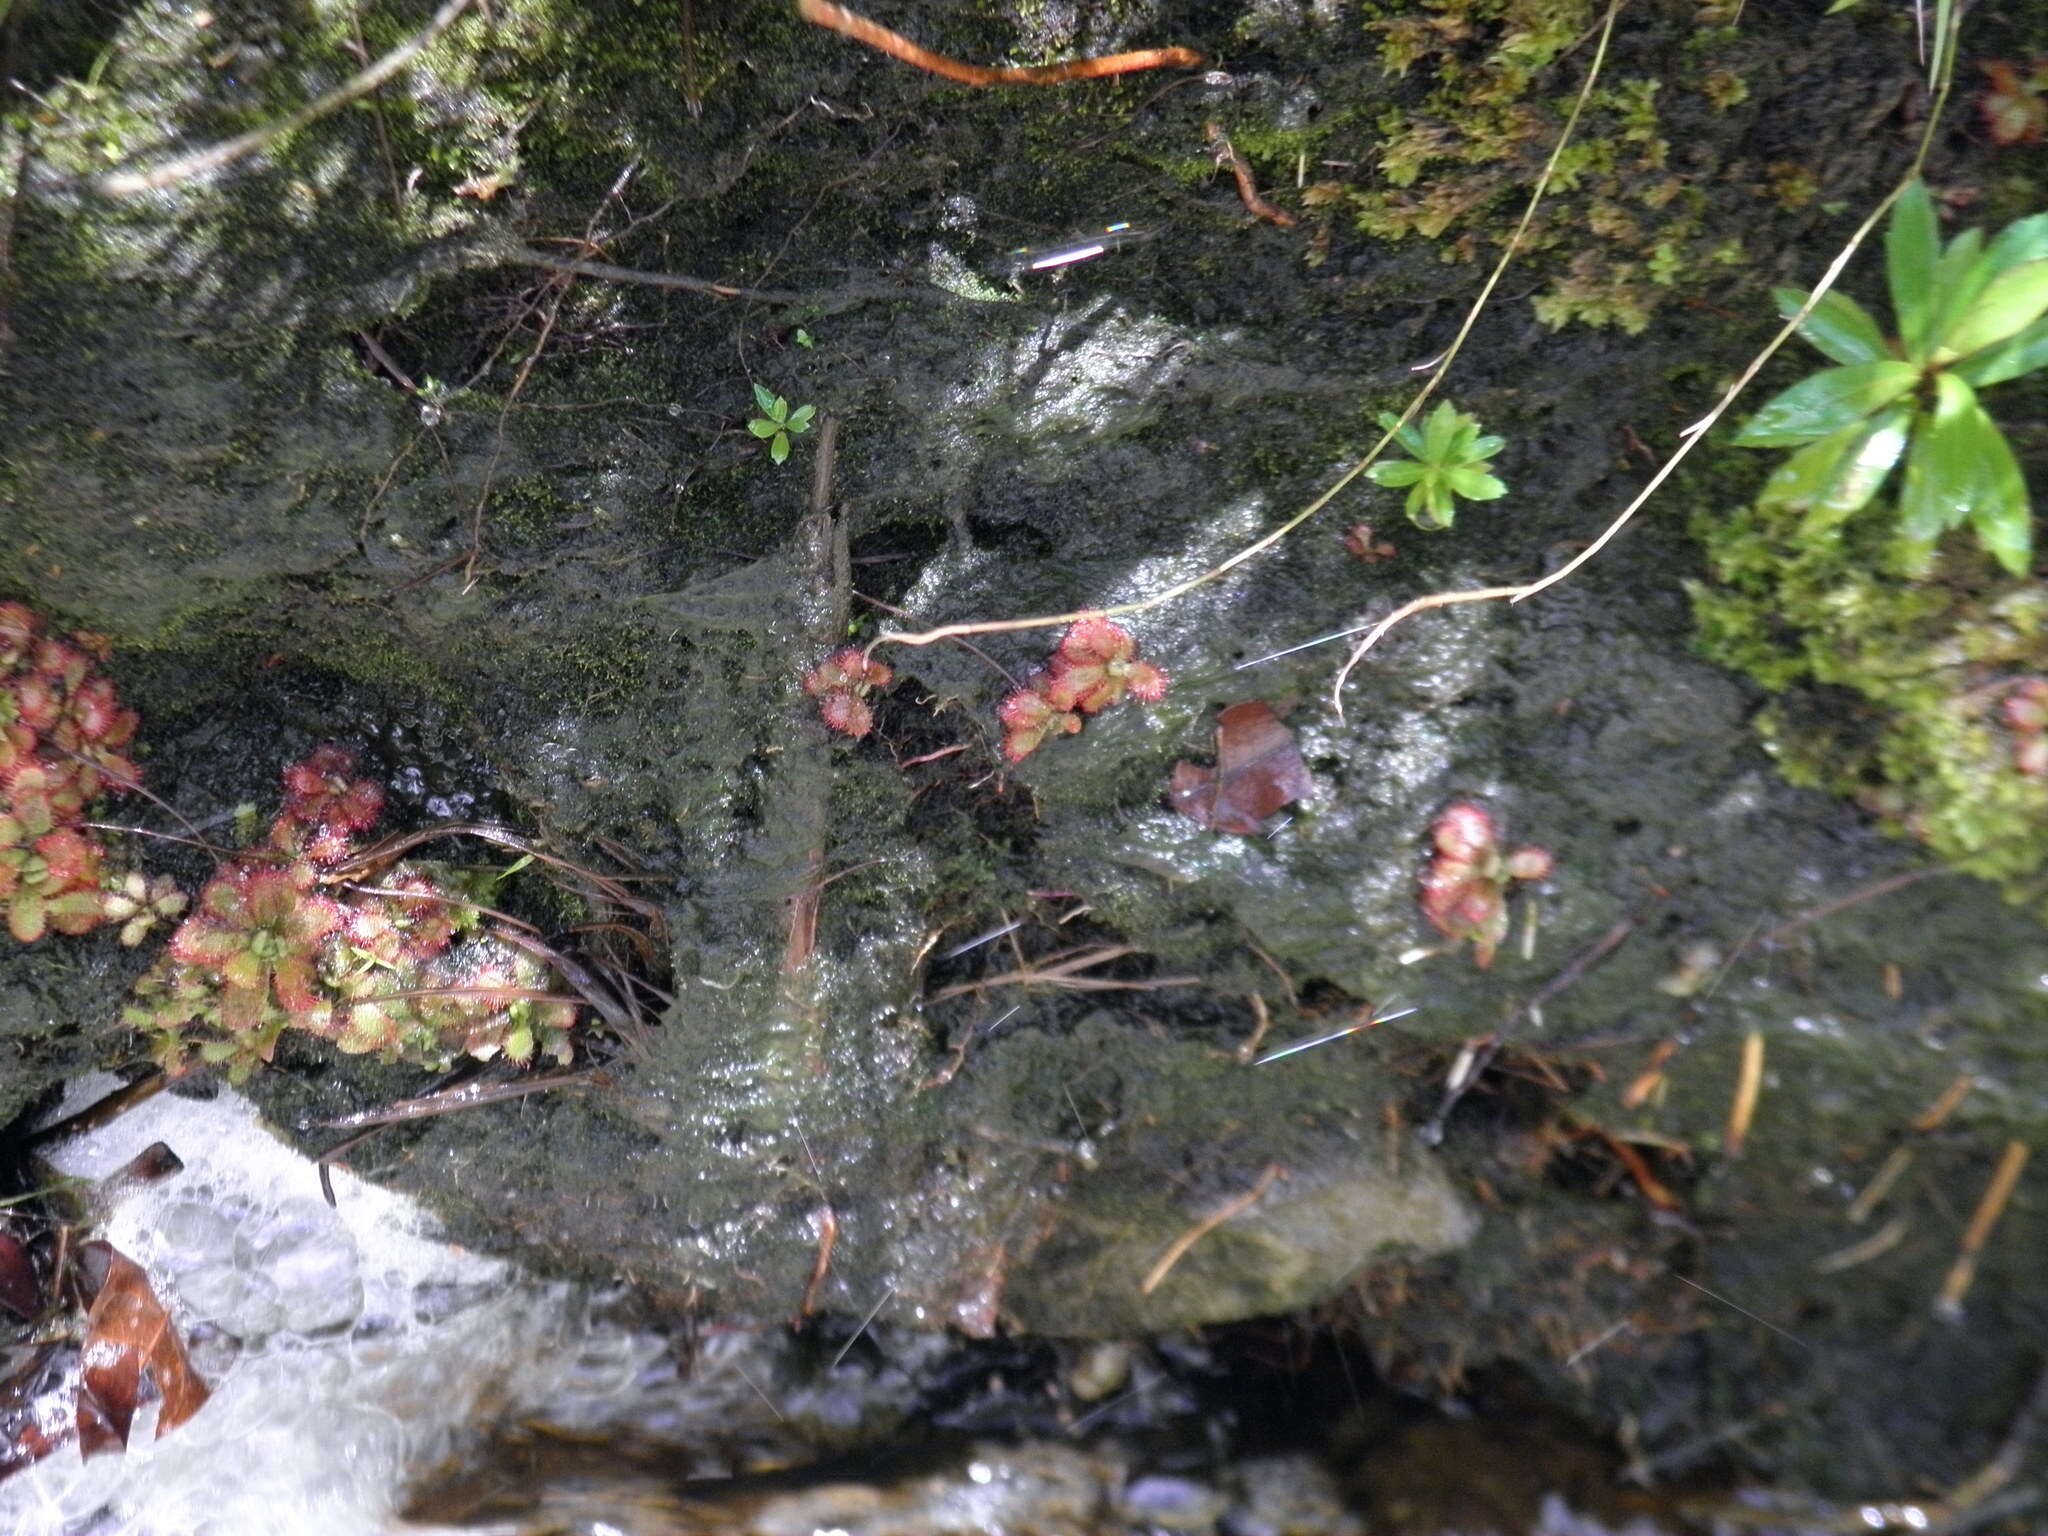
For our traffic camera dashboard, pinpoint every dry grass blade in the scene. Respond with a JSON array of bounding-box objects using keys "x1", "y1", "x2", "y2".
[
  {"x1": 96, "y1": 0, "x2": 479, "y2": 196},
  {"x1": 1724, "y1": 1030, "x2": 1765, "y2": 1158},
  {"x1": 927, "y1": 943, "x2": 1199, "y2": 1002},
  {"x1": 1327, "y1": 1, "x2": 1966, "y2": 712},
  {"x1": 864, "y1": 0, "x2": 1624, "y2": 669},
  {"x1": 316, "y1": 1068, "x2": 606, "y2": 1130},
  {"x1": 1140, "y1": 1163, "x2": 1285, "y2": 1295},
  {"x1": 329, "y1": 821, "x2": 664, "y2": 927},
  {"x1": 490, "y1": 924, "x2": 642, "y2": 1046},
  {"x1": 1936, "y1": 1140, "x2": 2030, "y2": 1319}
]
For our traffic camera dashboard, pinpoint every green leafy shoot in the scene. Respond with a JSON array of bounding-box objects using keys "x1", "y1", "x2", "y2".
[
  {"x1": 1365, "y1": 402, "x2": 1509, "y2": 531},
  {"x1": 747, "y1": 383, "x2": 817, "y2": 465},
  {"x1": 1733, "y1": 180, "x2": 2048, "y2": 574}
]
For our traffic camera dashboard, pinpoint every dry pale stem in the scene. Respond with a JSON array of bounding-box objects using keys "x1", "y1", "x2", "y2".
[{"x1": 1140, "y1": 1162, "x2": 1285, "y2": 1296}]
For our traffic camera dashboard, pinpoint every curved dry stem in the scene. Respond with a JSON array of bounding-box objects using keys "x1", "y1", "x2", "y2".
[
  {"x1": 328, "y1": 820, "x2": 665, "y2": 927},
  {"x1": 1329, "y1": 6, "x2": 1961, "y2": 714},
  {"x1": 95, "y1": 0, "x2": 479, "y2": 196},
  {"x1": 866, "y1": 0, "x2": 1625, "y2": 666}
]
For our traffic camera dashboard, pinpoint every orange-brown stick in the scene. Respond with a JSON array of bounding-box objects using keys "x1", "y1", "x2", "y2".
[
  {"x1": 798, "y1": 0, "x2": 1201, "y2": 86},
  {"x1": 1205, "y1": 122, "x2": 1297, "y2": 228}
]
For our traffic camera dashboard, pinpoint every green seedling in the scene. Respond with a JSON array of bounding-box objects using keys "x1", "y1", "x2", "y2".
[
  {"x1": 747, "y1": 383, "x2": 816, "y2": 465},
  {"x1": 1734, "y1": 180, "x2": 2048, "y2": 575},
  {"x1": 1366, "y1": 402, "x2": 1508, "y2": 531}
]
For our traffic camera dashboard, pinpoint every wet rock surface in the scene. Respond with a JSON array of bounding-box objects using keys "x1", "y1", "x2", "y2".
[{"x1": 2, "y1": 0, "x2": 2045, "y2": 1509}]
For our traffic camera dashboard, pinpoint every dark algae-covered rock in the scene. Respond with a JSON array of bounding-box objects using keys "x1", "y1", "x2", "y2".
[{"x1": 2, "y1": 0, "x2": 2045, "y2": 1511}]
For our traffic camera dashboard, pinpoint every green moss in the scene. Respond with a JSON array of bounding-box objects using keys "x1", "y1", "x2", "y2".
[
  {"x1": 1691, "y1": 470, "x2": 2048, "y2": 902},
  {"x1": 1308, "y1": 0, "x2": 1767, "y2": 333}
]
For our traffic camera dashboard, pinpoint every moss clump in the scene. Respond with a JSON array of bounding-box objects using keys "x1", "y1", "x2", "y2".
[
  {"x1": 1302, "y1": 0, "x2": 1760, "y2": 333},
  {"x1": 1691, "y1": 489, "x2": 2048, "y2": 898}
]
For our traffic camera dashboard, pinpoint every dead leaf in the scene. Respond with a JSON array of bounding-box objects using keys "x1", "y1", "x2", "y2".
[
  {"x1": 74, "y1": 1242, "x2": 209, "y2": 1456},
  {"x1": 0, "y1": 1343, "x2": 72, "y2": 1482},
  {"x1": 1169, "y1": 701, "x2": 1313, "y2": 834},
  {"x1": 0, "y1": 1226, "x2": 38, "y2": 1321}
]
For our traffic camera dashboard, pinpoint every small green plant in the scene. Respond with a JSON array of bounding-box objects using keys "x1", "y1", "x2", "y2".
[
  {"x1": 747, "y1": 383, "x2": 816, "y2": 465},
  {"x1": 1733, "y1": 180, "x2": 2048, "y2": 575},
  {"x1": 1366, "y1": 402, "x2": 1508, "y2": 531}
]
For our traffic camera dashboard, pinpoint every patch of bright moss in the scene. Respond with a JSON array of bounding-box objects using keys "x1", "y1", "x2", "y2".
[
  {"x1": 1306, "y1": 0, "x2": 1762, "y2": 335},
  {"x1": 1690, "y1": 488, "x2": 2048, "y2": 900}
]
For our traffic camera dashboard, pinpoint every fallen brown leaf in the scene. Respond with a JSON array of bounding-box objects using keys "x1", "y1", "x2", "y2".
[
  {"x1": 0, "y1": 1226, "x2": 38, "y2": 1321},
  {"x1": 1169, "y1": 701, "x2": 1313, "y2": 834},
  {"x1": 75, "y1": 1242, "x2": 209, "y2": 1456}
]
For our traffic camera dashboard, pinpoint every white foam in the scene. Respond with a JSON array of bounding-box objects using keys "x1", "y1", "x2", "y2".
[{"x1": 2, "y1": 1084, "x2": 569, "y2": 1536}]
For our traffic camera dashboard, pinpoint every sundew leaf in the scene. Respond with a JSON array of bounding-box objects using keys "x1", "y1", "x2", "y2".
[
  {"x1": 1375, "y1": 410, "x2": 1426, "y2": 456},
  {"x1": 1446, "y1": 467, "x2": 1507, "y2": 500},
  {"x1": 1953, "y1": 313, "x2": 2048, "y2": 388},
  {"x1": 1414, "y1": 484, "x2": 1455, "y2": 529},
  {"x1": 1941, "y1": 260, "x2": 2048, "y2": 360},
  {"x1": 1732, "y1": 361, "x2": 1920, "y2": 447},
  {"x1": 1422, "y1": 402, "x2": 1461, "y2": 460},
  {"x1": 1773, "y1": 285, "x2": 1891, "y2": 365},
  {"x1": 1887, "y1": 181, "x2": 1939, "y2": 358}
]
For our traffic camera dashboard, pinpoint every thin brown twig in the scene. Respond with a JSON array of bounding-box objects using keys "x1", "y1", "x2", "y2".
[
  {"x1": 1236, "y1": 992, "x2": 1274, "y2": 1065},
  {"x1": 1937, "y1": 1140, "x2": 2030, "y2": 1319},
  {"x1": 1205, "y1": 122, "x2": 1296, "y2": 226},
  {"x1": 928, "y1": 943, "x2": 1199, "y2": 1002},
  {"x1": 346, "y1": 4, "x2": 407, "y2": 217},
  {"x1": 1811, "y1": 1215, "x2": 1909, "y2": 1275},
  {"x1": 1765, "y1": 865, "x2": 1951, "y2": 946},
  {"x1": 798, "y1": 1204, "x2": 838, "y2": 1320},
  {"x1": 505, "y1": 247, "x2": 950, "y2": 308},
  {"x1": 462, "y1": 161, "x2": 639, "y2": 585},
  {"x1": 316, "y1": 1068, "x2": 604, "y2": 1129},
  {"x1": 1141, "y1": 1163, "x2": 1285, "y2": 1295},
  {"x1": 1912, "y1": 1073, "x2": 1976, "y2": 1133},
  {"x1": 26, "y1": 1072, "x2": 167, "y2": 1147},
  {"x1": 854, "y1": 591, "x2": 1023, "y2": 689},
  {"x1": 328, "y1": 822, "x2": 663, "y2": 925},
  {"x1": 1724, "y1": 1029, "x2": 1764, "y2": 1158},
  {"x1": 1421, "y1": 905, "x2": 1643, "y2": 1144},
  {"x1": 797, "y1": 0, "x2": 1201, "y2": 86},
  {"x1": 1846, "y1": 1145, "x2": 1915, "y2": 1225},
  {"x1": 45, "y1": 738, "x2": 229, "y2": 861},
  {"x1": 489, "y1": 924, "x2": 641, "y2": 1047},
  {"x1": 335, "y1": 879, "x2": 539, "y2": 935}
]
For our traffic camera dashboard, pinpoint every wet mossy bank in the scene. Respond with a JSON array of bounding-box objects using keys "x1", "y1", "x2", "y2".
[{"x1": 3, "y1": 0, "x2": 2046, "y2": 1505}]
